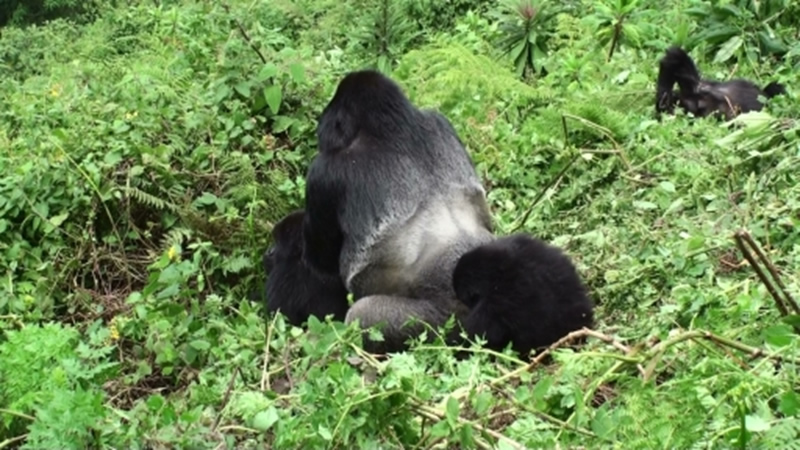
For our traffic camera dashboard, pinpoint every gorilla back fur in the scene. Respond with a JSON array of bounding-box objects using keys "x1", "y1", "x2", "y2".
[
  {"x1": 655, "y1": 46, "x2": 785, "y2": 120},
  {"x1": 452, "y1": 234, "x2": 595, "y2": 357}
]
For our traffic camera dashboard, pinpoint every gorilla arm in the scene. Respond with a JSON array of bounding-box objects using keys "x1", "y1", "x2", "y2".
[{"x1": 302, "y1": 166, "x2": 346, "y2": 277}]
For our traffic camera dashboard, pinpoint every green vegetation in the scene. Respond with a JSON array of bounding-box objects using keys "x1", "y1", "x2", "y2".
[{"x1": 1, "y1": 0, "x2": 799, "y2": 448}]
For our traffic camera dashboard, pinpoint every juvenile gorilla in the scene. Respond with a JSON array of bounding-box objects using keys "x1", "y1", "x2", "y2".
[
  {"x1": 264, "y1": 210, "x2": 349, "y2": 326},
  {"x1": 655, "y1": 46, "x2": 785, "y2": 120},
  {"x1": 452, "y1": 234, "x2": 595, "y2": 357},
  {"x1": 302, "y1": 69, "x2": 494, "y2": 352}
]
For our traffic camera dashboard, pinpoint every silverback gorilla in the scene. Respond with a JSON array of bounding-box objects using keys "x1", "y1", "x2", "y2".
[
  {"x1": 452, "y1": 234, "x2": 594, "y2": 356},
  {"x1": 655, "y1": 46, "x2": 785, "y2": 120},
  {"x1": 301, "y1": 69, "x2": 495, "y2": 352},
  {"x1": 264, "y1": 210, "x2": 349, "y2": 326}
]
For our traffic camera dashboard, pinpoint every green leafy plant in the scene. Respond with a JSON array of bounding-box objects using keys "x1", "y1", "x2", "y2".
[
  {"x1": 686, "y1": 0, "x2": 797, "y2": 63},
  {"x1": 492, "y1": 0, "x2": 562, "y2": 80},
  {"x1": 365, "y1": 0, "x2": 422, "y2": 72},
  {"x1": 589, "y1": 0, "x2": 644, "y2": 60},
  {"x1": 0, "y1": 322, "x2": 116, "y2": 446}
]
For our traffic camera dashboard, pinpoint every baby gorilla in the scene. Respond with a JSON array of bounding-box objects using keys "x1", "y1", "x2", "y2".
[
  {"x1": 452, "y1": 234, "x2": 594, "y2": 357},
  {"x1": 264, "y1": 210, "x2": 349, "y2": 326}
]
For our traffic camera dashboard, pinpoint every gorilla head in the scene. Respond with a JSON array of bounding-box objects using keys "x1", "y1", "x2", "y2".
[
  {"x1": 264, "y1": 209, "x2": 349, "y2": 326},
  {"x1": 452, "y1": 234, "x2": 595, "y2": 357}
]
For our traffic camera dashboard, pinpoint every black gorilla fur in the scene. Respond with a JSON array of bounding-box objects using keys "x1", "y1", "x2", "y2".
[
  {"x1": 452, "y1": 234, "x2": 595, "y2": 357},
  {"x1": 264, "y1": 210, "x2": 349, "y2": 326},
  {"x1": 655, "y1": 46, "x2": 785, "y2": 120}
]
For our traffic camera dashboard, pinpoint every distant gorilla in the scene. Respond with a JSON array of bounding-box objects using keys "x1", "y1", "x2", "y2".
[
  {"x1": 655, "y1": 46, "x2": 786, "y2": 120},
  {"x1": 264, "y1": 210, "x2": 349, "y2": 326},
  {"x1": 452, "y1": 234, "x2": 595, "y2": 357},
  {"x1": 302, "y1": 69, "x2": 495, "y2": 352}
]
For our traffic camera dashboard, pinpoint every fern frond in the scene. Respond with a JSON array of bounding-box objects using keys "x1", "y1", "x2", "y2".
[
  {"x1": 159, "y1": 227, "x2": 193, "y2": 253},
  {"x1": 126, "y1": 186, "x2": 177, "y2": 211},
  {"x1": 762, "y1": 418, "x2": 800, "y2": 450},
  {"x1": 222, "y1": 254, "x2": 253, "y2": 274},
  {"x1": 397, "y1": 41, "x2": 551, "y2": 112}
]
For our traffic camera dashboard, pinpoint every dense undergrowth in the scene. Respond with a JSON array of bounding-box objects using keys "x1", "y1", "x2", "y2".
[{"x1": 1, "y1": 0, "x2": 800, "y2": 448}]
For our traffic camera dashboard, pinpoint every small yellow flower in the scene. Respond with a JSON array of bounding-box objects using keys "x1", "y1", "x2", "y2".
[
  {"x1": 49, "y1": 84, "x2": 61, "y2": 98},
  {"x1": 167, "y1": 245, "x2": 179, "y2": 261},
  {"x1": 125, "y1": 111, "x2": 138, "y2": 120},
  {"x1": 109, "y1": 323, "x2": 120, "y2": 342}
]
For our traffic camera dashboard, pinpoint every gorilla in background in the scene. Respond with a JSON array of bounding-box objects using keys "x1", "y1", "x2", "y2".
[
  {"x1": 451, "y1": 234, "x2": 595, "y2": 357},
  {"x1": 302, "y1": 69, "x2": 495, "y2": 353},
  {"x1": 655, "y1": 46, "x2": 786, "y2": 120},
  {"x1": 263, "y1": 209, "x2": 349, "y2": 326}
]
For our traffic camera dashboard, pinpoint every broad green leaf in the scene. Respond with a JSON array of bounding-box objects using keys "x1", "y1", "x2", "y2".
[
  {"x1": 257, "y1": 64, "x2": 279, "y2": 82},
  {"x1": 445, "y1": 396, "x2": 460, "y2": 428},
  {"x1": 272, "y1": 115, "x2": 295, "y2": 133},
  {"x1": 189, "y1": 339, "x2": 210, "y2": 351},
  {"x1": 48, "y1": 212, "x2": 69, "y2": 227},
  {"x1": 782, "y1": 314, "x2": 800, "y2": 328},
  {"x1": 633, "y1": 200, "x2": 658, "y2": 210},
  {"x1": 318, "y1": 425, "x2": 332, "y2": 440},
  {"x1": 234, "y1": 81, "x2": 251, "y2": 97},
  {"x1": 289, "y1": 63, "x2": 306, "y2": 83},
  {"x1": 713, "y1": 35, "x2": 743, "y2": 63},
  {"x1": 195, "y1": 192, "x2": 219, "y2": 206},
  {"x1": 146, "y1": 394, "x2": 165, "y2": 412},
  {"x1": 764, "y1": 324, "x2": 793, "y2": 347},
  {"x1": 758, "y1": 30, "x2": 788, "y2": 54},
  {"x1": 698, "y1": 24, "x2": 737, "y2": 45},
  {"x1": 744, "y1": 415, "x2": 770, "y2": 432},
  {"x1": 264, "y1": 84, "x2": 282, "y2": 115},
  {"x1": 715, "y1": 4, "x2": 743, "y2": 19},
  {"x1": 473, "y1": 391, "x2": 492, "y2": 416},
  {"x1": 252, "y1": 407, "x2": 280, "y2": 431},
  {"x1": 659, "y1": 181, "x2": 676, "y2": 193},
  {"x1": 779, "y1": 391, "x2": 800, "y2": 416},
  {"x1": 156, "y1": 283, "x2": 180, "y2": 299}
]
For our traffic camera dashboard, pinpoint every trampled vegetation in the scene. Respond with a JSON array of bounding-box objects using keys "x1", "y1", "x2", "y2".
[{"x1": 1, "y1": 0, "x2": 799, "y2": 448}]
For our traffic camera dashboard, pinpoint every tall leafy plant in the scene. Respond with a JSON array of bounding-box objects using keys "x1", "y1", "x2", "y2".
[
  {"x1": 492, "y1": 0, "x2": 561, "y2": 80},
  {"x1": 590, "y1": 0, "x2": 644, "y2": 61},
  {"x1": 368, "y1": 0, "x2": 421, "y2": 72}
]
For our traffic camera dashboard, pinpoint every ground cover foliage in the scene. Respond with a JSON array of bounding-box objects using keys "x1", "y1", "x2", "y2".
[{"x1": 1, "y1": 0, "x2": 799, "y2": 448}]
